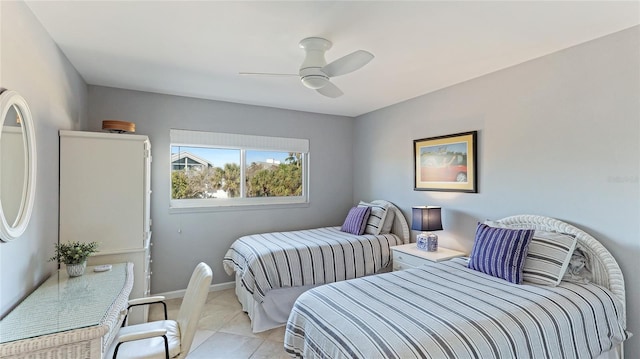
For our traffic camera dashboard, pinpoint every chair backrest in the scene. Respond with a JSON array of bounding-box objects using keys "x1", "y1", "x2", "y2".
[{"x1": 176, "y1": 262, "x2": 213, "y2": 357}]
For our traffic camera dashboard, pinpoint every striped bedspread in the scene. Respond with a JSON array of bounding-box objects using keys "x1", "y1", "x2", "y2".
[
  {"x1": 285, "y1": 258, "x2": 629, "y2": 359},
  {"x1": 223, "y1": 226, "x2": 402, "y2": 303}
]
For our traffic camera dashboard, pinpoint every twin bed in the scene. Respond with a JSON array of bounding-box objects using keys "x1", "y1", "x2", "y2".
[
  {"x1": 223, "y1": 200, "x2": 410, "y2": 332},
  {"x1": 224, "y1": 209, "x2": 630, "y2": 359}
]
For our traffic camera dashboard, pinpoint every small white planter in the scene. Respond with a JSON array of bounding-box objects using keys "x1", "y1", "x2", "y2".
[{"x1": 66, "y1": 261, "x2": 87, "y2": 277}]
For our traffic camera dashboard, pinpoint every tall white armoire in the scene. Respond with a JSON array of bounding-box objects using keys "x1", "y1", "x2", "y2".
[{"x1": 59, "y1": 130, "x2": 152, "y2": 324}]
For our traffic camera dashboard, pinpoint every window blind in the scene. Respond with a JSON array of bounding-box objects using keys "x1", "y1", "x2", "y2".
[{"x1": 170, "y1": 129, "x2": 309, "y2": 153}]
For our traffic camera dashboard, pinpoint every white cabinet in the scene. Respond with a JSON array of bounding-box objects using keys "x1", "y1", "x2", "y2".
[{"x1": 59, "y1": 131, "x2": 151, "y2": 323}]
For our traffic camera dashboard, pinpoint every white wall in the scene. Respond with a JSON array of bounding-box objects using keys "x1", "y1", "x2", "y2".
[
  {"x1": 86, "y1": 86, "x2": 354, "y2": 293},
  {"x1": 354, "y1": 26, "x2": 640, "y2": 357},
  {"x1": 0, "y1": 1, "x2": 87, "y2": 317}
]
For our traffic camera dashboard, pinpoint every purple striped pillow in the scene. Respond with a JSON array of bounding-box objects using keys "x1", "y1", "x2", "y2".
[
  {"x1": 468, "y1": 223, "x2": 534, "y2": 284},
  {"x1": 340, "y1": 206, "x2": 371, "y2": 235}
]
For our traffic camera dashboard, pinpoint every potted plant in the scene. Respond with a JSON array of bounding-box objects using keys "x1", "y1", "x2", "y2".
[{"x1": 49, "y1": 241, "x2": 99, "y2": 277}]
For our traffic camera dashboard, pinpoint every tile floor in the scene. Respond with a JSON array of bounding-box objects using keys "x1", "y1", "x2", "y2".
[{"x1": 148, "y1": 289, "x2": 290, "y2": 359}]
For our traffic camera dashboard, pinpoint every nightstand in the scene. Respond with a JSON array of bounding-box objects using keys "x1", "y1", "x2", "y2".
[{"x1": 391, "y1": 243, "x2": 466, "y2": 271}]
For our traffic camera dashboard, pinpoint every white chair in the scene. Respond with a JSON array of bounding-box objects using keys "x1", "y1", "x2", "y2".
[{"x1": 107, "y1": 262, "x2": 213, "y2": 359}]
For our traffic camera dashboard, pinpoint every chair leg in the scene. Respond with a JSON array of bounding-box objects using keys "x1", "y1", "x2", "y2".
[
  {"x1": 112, "y1": 336, "x2": 170, "y2": 359},
  {"x1": 163, "y1": 335, "x2": 169, "y2": 359},
  {"x1": 113, "y1": 342, "x2": 123, "y2": 359}
]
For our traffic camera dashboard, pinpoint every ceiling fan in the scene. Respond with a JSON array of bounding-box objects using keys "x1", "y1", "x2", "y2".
[{"x1": 240, "y1": 37, "x2": 374, "y2": 98}]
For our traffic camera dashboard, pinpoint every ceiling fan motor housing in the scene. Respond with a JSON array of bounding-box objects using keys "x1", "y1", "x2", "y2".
[{"x1": 299, "y1": 37, "x2": 332, "y2": 89}]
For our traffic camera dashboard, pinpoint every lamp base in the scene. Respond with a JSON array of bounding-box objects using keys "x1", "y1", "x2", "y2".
[
  {"x1": 416, "y1": 233, "x2": 427, "y2": 251},
  {"x1": 417, "y1": 232, "x2": 438, "y2": 252}
]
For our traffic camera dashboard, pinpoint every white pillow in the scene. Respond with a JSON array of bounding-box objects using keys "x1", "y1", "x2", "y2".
[
  {"x1": 357, "y1": 201, "x2": 389, "y2": 235},
  {"x1": 483, "y1": 219, "x2": 508, "y2": 228},
  {"x1": 562, "y1": 246, "x2": 592, "y2": 283},
  {"x1": 522, "y1": 231, "x2": 577, "y2": 286},
  {"x1": 380, "y1": 209, "x2": 395, "y2": 234}
]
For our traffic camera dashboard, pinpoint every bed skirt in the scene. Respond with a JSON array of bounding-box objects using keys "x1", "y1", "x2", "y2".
[
  {"x1": 235, "y1": 265, "x2": 392, "y2": 333},
  {"x1": 235, "y1": 273, "x2": 316, "y2": 332}
]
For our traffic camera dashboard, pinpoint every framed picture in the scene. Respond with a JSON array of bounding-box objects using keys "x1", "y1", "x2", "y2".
[{"x1": 414, "y1": 131, "x2": 477, "y2": 192}]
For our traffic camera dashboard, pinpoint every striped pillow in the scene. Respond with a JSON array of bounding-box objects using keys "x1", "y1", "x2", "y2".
[
  {"x1": 522, "y1": 231, "x2": 577, "y2": 286},
  {"x1": 358, "y1": 201, "x2": 389, "y2": 235},
  {"x1": 380, "y1": 209, "x2": 395, "y2": 234},
  {"x1": 468, "y1": 223, "x2": 534, "y2": 284},
  {"x1": 340, "y1": 206, "x2": 371, "y2": 235}
]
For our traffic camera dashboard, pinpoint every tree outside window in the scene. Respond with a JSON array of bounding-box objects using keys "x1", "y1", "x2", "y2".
[{"x1": 171, "y1": 147, "x2": 304, "y2": 200}]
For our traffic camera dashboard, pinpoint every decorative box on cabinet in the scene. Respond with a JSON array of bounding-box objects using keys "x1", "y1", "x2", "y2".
[{"x1": 59, "y1": 131, "x2": 152, "y2": 324}]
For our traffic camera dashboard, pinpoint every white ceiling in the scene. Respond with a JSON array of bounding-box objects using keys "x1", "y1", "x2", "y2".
[{"x1": 25, "y1": 1, "x2": 640, "y2": 117}]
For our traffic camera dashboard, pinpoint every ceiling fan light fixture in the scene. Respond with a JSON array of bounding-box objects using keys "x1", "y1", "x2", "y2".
[{"x1": 301, "y1": 74, "x2": 329, "y2": 90}]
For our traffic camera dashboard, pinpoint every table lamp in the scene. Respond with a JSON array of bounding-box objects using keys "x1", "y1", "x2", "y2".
[{"x1": 412, "y1": 206, "x2": 443, "y2": 252}]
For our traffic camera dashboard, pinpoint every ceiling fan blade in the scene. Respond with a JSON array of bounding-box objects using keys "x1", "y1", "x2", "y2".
[
  {"x1": 322, "y1": 50, "x2": 374, "y2": 78},
  {"x1": 316, "y1": 81, "x2": 343, "y2": 98},
  {"x1": 238, "y1": 72, "x2": 298, "y2": 77}
]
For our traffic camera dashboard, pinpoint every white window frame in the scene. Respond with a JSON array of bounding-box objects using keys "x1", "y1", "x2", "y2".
[{"x1": 169, "y1": 129, "x2": 309, "y2": 211}]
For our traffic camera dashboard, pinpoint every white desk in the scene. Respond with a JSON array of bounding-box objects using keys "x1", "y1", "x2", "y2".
[{"x1": 0, "y1": 263, "x2": 133, "y2": 359}]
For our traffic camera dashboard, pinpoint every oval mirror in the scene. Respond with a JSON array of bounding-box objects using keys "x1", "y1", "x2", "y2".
[{"x1": 0, "y1": 90, "x2": 37, "y2": 241}]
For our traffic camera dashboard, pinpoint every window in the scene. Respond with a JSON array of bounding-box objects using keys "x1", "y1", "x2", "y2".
[{"x1": 170, "y1": 129, "x2": 309, "y2": 209}]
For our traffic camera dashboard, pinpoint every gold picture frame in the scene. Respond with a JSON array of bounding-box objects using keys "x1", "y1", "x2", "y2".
[{"x1": 414, "y1": 131, "x2": 477, "y2": 192}]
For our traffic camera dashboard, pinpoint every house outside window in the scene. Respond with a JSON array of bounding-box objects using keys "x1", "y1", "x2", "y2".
[
  {"x1": 171, "y1": 152, "x2": 212, "y2": 171},
  {"x1": 170, "y1": 129, "x2": 309, "y2": 210}
]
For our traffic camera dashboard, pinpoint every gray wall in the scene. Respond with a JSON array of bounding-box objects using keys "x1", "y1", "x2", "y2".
[
  {"x1": 353, "y1": 26, "x2": 640, "y2": 357},
  {"x1": 0, "y1": 1, "x2": 87, "y2": 317},
  {"x1": 86, "y1": 87, "x2": 354, "y2": 293}
]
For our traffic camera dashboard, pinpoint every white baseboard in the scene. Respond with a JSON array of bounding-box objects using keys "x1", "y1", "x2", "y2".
[{"x1": 155, "y1": 281, "x2": 235, "y2": 300}]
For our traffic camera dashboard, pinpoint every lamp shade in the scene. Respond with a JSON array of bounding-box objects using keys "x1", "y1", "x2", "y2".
[{"x1": 411, "y1": 206, "x2": 443, "y2": 232}]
